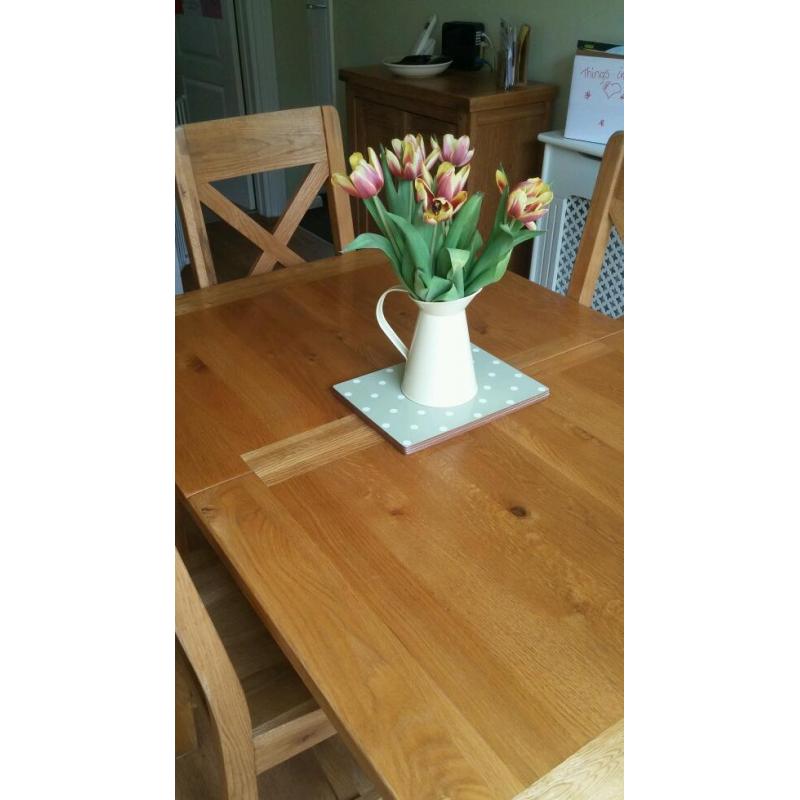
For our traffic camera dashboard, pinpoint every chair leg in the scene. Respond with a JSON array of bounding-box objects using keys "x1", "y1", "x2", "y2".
[{"x1": 176, "y1": 644, "x2": 198, "y2": 757}]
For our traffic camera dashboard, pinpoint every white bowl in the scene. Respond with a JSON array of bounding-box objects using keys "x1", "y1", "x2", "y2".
[{"x1": 383, "y1": 57, "x2": 452, "y2": 79}]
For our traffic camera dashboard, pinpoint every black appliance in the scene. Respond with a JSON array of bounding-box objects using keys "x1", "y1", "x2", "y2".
[{"x1": 442, "y1": 21, "x2": 485, "y2": 71}]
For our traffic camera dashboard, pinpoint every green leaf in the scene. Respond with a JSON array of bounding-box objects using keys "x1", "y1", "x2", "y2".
[
  {"x1": 413, "y1": 269, "x2": 428, "y2": 299},
  {"x1": 435, "y1": 246, "x2": 449, "y2": 279},
  {"x1": 399, "y1": 248, "x2": 415, "y2": 291},
  {"x1": 448, "y1": 259, "x2": 465, "y2": 297},
  {"x1": 362, "y1": 197, "x2": 387, "y2": 237},
  {"x1": 386, "y1": 211, "x2": 432, "y2": 278},
  {"x1": 379, "y1": 147, "x2": 401, "y2": 215},
  {"x1": 341, "y1": 232, "x2": 404, "y2": 286},
  {"x1": 418, "y1": 218, "x2": 435, "y2": 252},
  {"x1": 465, "y1": 227, "x2": 515, "y2": 294},
  {"x1": 468, "y1": 230, "x2": 483, "y2": 262},
  {"x1": 436, "y1": 246, "x2": 470, "y2": 283},
  {"x1": 513, "y1": 228, "x2": 546, "y2": 246},
  {"x1": 492, "y1": 251, "x2": 512, "y2": 283},
  {"x1": 444, "y1": 192, "x2": 483, "y2": 251},
  {"x1": 438, "y1": 283, "x2": 464, "y2": 301},
  {"x1": 494, "y1": 184, "x2": 510, "y2": 229},
  {"x1": 397, "y1": 180, "x2": 414, "y2": 222},
  {"x1": 447, "y1": 247, "x2": 471, "y2": 270},
  {"x1": 424, "y1": 275, "x2": 454, "y2": 302}
]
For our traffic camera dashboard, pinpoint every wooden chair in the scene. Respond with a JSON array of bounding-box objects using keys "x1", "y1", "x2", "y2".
[
  {"x1": 175, "y1": 106, "x2": 355, "y2": 289},
  {"x1": 176, "y1": 540, "x2": 386, "y2": 800},
  {"x1": 567, "y1": 131, "x2": 624, "y2": 308}
]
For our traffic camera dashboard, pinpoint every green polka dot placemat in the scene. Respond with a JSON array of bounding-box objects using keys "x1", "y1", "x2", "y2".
[{"x1": 333, "y1": 345, "x2": 550, "y2": 454}]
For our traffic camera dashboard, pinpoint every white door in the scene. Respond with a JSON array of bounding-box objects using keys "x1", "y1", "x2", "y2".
[{"x1": 176, "y1": 0, "x2": 255, "y2": 210}]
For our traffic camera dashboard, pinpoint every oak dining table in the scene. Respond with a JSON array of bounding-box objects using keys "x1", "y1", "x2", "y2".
[{"x1": 176, "y1": 250, "x2": 624, "y2": 800}]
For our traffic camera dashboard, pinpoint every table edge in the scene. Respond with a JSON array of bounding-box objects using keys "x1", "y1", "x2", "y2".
[{"x1": 175, "y1": 250, "x2": 382, "y2": 316}]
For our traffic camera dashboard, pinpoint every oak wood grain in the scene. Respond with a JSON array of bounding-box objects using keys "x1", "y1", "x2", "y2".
[
  {"x1": 253, "y1": 160, "x2": 329, "y2": 274},
  {"x1": 174, "y1": 249, "x2": 376, "y2": 316},
  {"x1": 253, "y1": 708, "x2": 337, "y2": 774},
  {"x1": 242, "y1": 415, "x2": 383, "y2": 486},
  {"x1": 187, "y1": 474, "x2": 524, "y2": 800},
  {"x1": 339, "y1": 65, "x2": 557, "y2": 113},
  {"x1": 184, "y1": 335, "x2": 623, "y2": 799},
  {"x1": 176, "y1": 126, "x2": 216, "y2": 288},
  {"x1": 513, "y1": 719, "x2": 623, "y2": 800},
  {"x1": 198, "y1": 181, "x2": 304, "y2": 269},
  {"x1": 176, "y1": 106, "x2": 354, "y2": 288},
  {"x1": 178, "y1": 535, "x2": 378, "y2": 798},
  {"x1": 176, "y1": 550, "x2": 259, "y2": 800},
  {"x1": 176, "y1": 252, "x2": 621, "y2": 497},
  {"x1": 183, "y1": 107, "x2": 329, "y2": 181}
]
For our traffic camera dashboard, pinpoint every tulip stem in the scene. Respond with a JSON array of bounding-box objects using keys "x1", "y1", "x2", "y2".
[{"x1": 369, "y1": 196, "x2": 403, "y2": 265}]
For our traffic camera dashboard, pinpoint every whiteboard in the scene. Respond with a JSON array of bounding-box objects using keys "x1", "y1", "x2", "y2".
[{"x1": 564, "y1": 53, "x2": 624, "y2": 145}]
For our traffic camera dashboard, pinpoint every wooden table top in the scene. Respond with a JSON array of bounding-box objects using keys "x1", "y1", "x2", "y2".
[{"x1": 176, "y1": 251, "x2": 624, "y2": 799}]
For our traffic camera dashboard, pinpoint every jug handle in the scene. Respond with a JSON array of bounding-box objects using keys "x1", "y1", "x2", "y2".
[{"x1": 376, "y1": 285, "x2": 409, "y2": 359}]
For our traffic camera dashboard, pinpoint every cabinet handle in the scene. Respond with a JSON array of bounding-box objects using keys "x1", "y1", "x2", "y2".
[{"x1": 306, "y1": 2, "x2": 327, "y2": 8}]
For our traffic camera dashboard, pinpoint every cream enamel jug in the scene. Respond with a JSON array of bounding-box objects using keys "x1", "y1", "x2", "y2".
[{"x1": 375, "y1": 285, "x2": 481, "y2": 407}]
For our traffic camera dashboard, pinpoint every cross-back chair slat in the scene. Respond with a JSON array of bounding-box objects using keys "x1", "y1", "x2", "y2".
[
  {"x1": 175, "y1": 106, "x2": 354, "y2": 289},
  {"x1": 567, "y1": 131, "x2": 624, "y2": 308}
]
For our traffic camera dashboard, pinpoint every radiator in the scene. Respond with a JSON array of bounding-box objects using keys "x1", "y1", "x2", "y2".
[
  {"x1": 530, "y1": 131, "x2": 624, "y2": 319},
  {"x1": 175, "y1": 96, "x2": 190, "y2": 294},
  {"x1": 552, "y1": 196, "x2": 624, "y2": 319}
]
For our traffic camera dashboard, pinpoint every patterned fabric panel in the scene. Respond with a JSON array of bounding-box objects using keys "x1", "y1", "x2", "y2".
[{"x1": 554, "y1": 195, "x2": 624, "y2": 319}]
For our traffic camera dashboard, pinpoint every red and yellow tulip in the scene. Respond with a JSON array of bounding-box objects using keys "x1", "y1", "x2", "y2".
[
  {"x1": 434, "y1": 162, "x2": 470, "y2": 203},
  {"x1": 440, "y1": 134, "x2": 474, "y2": 167},
  {"x1": 506, "y1": 178, "x2": 553, "y2": 230},
  {"x1": 386, "y1": 134, "x2": 440, "y2": 181},
  {"x1": 495, "y1": 167, "x2": 508, "y2": 193},
  {"x1": 332, "y1": 148, "x2": 384, "y2": 199},
  {"x1": 414, "y1": 160, "x2": 471, "y2": 225},
  {"x1": 414, "y1": 172, "x2": 469, "y2": 225},
  {"x1": 339, "y1": 130, "x2": 552, "y2": 301}
]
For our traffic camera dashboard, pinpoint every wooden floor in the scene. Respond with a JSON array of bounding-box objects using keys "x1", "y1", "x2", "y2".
[{"x1": 180, "y1": 211, "x2": 335, "y2": 291}]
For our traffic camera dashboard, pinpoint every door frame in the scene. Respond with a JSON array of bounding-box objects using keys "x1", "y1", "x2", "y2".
[{"x1": 234, "y1": 0, "x2": 288, "y2": 217}]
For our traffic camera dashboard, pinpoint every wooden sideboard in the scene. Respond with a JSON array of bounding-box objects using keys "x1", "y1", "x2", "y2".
[{"x1": 339, "y1": 65, "x2": 557, "y2": 275}]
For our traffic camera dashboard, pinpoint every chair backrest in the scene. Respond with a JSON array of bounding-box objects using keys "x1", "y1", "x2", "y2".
[
  {"x1": 175, "y1": 548, "x2": 258, "y2": 800},
  {"x1": 567, "y1": 131, "x2": 624, "y2": 308},
  {"x1": 175, "y1": 106, "x2": 355, "y2": 289}
]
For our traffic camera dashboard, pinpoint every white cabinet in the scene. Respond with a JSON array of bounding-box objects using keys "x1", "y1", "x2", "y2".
[{"x1": 529, "y1": 131, "x2": 606, "y2": 289}]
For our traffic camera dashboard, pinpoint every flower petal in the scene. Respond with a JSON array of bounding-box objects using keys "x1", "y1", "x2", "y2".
[
  {"x1": 451, "y1": 190, "x2": 468, "y2": 214},
  {"x1": 332, "y1": 172, "x2": 359, "y2": 197},
  {"x1": 495, "y1": 168, "x2": 508, "y2": 193},
  {"x1": 386, "y1": 150, "x2": 402, "y2": 177},
  {"x1": 415, "y1": 177, "x2": 435, "y2": 208}
]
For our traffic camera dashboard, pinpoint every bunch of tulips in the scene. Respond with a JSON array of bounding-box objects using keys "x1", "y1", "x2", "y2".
[{"x1": 332, "y1": 133, "x2": 553, "y2": 302}]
